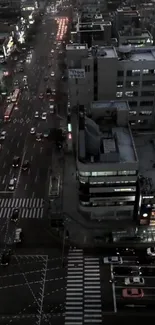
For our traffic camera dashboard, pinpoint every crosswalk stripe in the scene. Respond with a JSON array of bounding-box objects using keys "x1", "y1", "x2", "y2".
[
  {"x1": 0, "y1": 198, "x2": 44, "y2": 219},
  {"x1": 65, "y1": 248, "x2": 103, "y2": 325}
]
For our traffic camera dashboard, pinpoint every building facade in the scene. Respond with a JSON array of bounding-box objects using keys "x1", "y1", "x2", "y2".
[{"x1": 66, "y1": 44, "x2": 155, "y2": 130}]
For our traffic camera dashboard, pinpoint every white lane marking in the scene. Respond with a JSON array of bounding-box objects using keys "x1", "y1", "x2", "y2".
[
  {"x1": 17, "y1": 142, "x2": 19, "y2": 148},
  {"x1": 111, "y1": 265, "x2": 117, "y2": 313},
  {"x1": 33, "y1": 143, "x2": 35, "y2": 148},
  {"x1": 2, "y1": 162, "x2": 6, "y2": 168},
  {"x1": 2, "y1": 175, "x2": 6, "y2": 184},
  {"x1": 24, "y1": 183, "x2": 27, "y2": 190},
  {"x1": 35, "y1": 175, "x2": 38, "y2": 183}
]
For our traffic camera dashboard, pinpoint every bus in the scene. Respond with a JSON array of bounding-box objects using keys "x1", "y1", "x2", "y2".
[
  {"x1": 48, "y1": 175, "x2": 60, "y2": 199},
  {"x1": 12, "y1": 89, "x2": 20, "y2": 103},
  {"x1": 4, "y1": 103, "x2": 14, "y2": 122}
]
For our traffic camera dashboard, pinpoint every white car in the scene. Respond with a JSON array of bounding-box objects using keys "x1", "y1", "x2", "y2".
[
  {"x1": 7, "y1": 96, "x2": 11, "y2": 103},
  {"x1": 8, "y1": 178, "x2": 16, "y2": 191},
  {"x1": 0, "y1": 131, "x2": 6, "y2": 140},
  {"x1": 51, "y1": 49, "x2": 54, "y2": 53},
  {"x1": 14, "y1": 228, "x2": 22, "y2": 243},
  {"x1": 104, "y1": 256, "x2": 123, "y2": 264},
  {"x1": 51, "y1": 71, "x2": 55, "y2": 77},
  {"x1": 30, "y1": 127, "x2": 36, "y2": 134},
  {"x1": 42, "y1": 112, "x2": 47, "y2": 120},
  {"x1": 35, "y1": 111, "x2": 39, "y2": 118},
  {"x1": 125, "y1": 277, "x2": 145, "y2": 285},
  {"x1": 147, "y1": 247, "x2": 155, "y2": 256}
]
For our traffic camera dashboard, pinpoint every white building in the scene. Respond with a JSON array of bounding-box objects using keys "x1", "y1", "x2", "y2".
[
  {"x1": 77, "y1": 100, "x2": 139, "y2": 221},
  {"x1": 66, "y1": 44, "x2": 155, "y2": 129}
]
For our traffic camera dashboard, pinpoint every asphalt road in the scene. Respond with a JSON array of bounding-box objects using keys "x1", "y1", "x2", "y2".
[{"x1": 0, "y1": 6, "x2": 66, "y2": 200}]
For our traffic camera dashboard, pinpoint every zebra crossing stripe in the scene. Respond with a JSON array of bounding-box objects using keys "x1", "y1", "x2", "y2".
[
  {"x1": 0, "y1": 207, "x2": 44, "y2": 219},
  {"x1": 0, "y1": 198, "x2": 43, "y2": 208},
  {"x1": 0, "y1": 198, "x2": 44, "y2": 219},
  {"x1": 65, "y1": 249, "x2": 103, "y2": 325}
]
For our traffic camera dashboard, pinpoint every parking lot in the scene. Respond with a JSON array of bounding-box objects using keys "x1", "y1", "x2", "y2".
[
  {"x1": 102, "y1": 253, "x2": 155, "y2": 314},
  {"x1": 0, "y1": 254, "x2": 66, "y2": 324}
]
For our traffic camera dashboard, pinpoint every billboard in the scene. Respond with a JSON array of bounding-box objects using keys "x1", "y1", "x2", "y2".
[{"x1": 68, "y1": 69, "x2": 85, "y2": 79}]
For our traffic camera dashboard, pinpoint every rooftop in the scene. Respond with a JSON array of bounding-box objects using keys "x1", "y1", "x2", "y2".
[
  {"x1": 66, "y1": 43, "x2": 88, "y2": 50},
  {"x1": 134, "y1": 134, "x2": 155, "y2": 193},
  {"x1": 88, "y1": 46, "x2": 117, "y2": 58},
  {"x1": 119, "y1": 29, "x2": 152, "y2": 38},
  {"x1": 78, "y1": 100, "x2": 138, "y2": 165},
  {"x1": 117, "y1": 46, "x2": 155, "y2": 61}
]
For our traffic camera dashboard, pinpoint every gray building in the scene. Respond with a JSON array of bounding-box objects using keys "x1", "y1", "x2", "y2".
[
  {"x1": 66, "y1": 44, "x2": 155, "y2": 130},
  {"x1": 77, "y1": 100, "x2": 139, "y2": 221}
]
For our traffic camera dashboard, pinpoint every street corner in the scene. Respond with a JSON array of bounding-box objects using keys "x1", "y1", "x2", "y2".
[{"x1": 0, "y1": 254, "x2": 48, "y2": 320}]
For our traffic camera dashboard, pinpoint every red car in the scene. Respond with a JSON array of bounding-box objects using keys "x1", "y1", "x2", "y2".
[{"x1": 122, "y1": 288, "x2": 144, "y2": 298}]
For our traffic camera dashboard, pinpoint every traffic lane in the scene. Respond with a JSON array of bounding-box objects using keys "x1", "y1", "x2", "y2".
[
  {"x1": 114, "y1": 275, "x2": 155, "y2": 287},
  {"x1": 100, "y1": 265, "x2": 115, "y2": 312},
  {"x1": 18, "y1": 141, "x2": 52, "y2": 197}
]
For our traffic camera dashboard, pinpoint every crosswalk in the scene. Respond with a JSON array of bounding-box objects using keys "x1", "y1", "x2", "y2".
[
  {"x1": 65, "y1": 248, "x2": 102, "y2": 325},
  {"x1": 0, "y1": 198, "x2": 44, "y2": 219}
]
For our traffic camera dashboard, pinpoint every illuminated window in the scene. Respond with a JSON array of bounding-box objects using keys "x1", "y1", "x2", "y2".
[{"x1": 116, "y1": 92, "x2": 123, "y2": 98}]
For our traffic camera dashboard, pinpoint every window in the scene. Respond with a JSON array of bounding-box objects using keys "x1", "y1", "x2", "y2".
[
  {"x1": 140, "y1": 101, "x2": 153, "y2": 107},
  {"x1": 142, "y1": 80, "x2": 155, "y2": 86},
  {"x1": 85, "y1": 65, "x2": 90, "y2": 72},
  {"x1": 126, "y1": 81, "x2": 139, "y2": 88},
  {"x1": 129, "y1": 111, "x2": 136, "y2": 115},
  {"x1": 117, "y1": 81, "x2": 123, "y2": 88},
  {"x1": 125, "y1": 91, "x2": 133, "y2": 97},
  {"x1": 91, "y1": 171, "x2": 117, "y2": 176},
  {"x1": 140, "y1": 111, "x2": 152, "y2": 116},
  {"x1": 127, "y1": 70, "x2": 132, "y2": 76},
  {"x1": 132, "y1": 69, "x2": 140, "y2": 76},
  {"x1": 129, "y1": 101, "x2": 137, "y2": 107},
  {"x1": 143, "y1": 69, "x2": 149, "y2": 75},
  {"x1": 117, "y1": 70, "x2": 124, "y2": 77},
  {"x1": 118, "y1": 170, "x2": 136, "y2": 176},
  {"x1": 79, "y1": 171, "x2": 91, "y2": 176},
  {"x1": 141, "y1": 91, "x2": 154, "y2": 97},
  {"x1": 116, "y1": 92, "x2": 123, "y2": 98}
]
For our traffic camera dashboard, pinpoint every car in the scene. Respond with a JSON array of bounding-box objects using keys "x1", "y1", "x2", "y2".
[
  {"x1": 14, "y1": 105, "x2": 18, "y2": 110},
  {"x1": 147, "y1": 247, "x2": 155, "y2": 256},
  {"x1": 125, "y1": 277, "x2": 145, "y2": 285},
  {"x1": 8, "y1": 178, "x2": 16, "y2": 191},
  {"x1": 113, "y1": 266, "x2": 141, "y2": 276},
  {"x1": 14, "y1": 80, "x2": 18, "y2": 86},
  {"x1": 14, "y1": 228, "x2": 22, "y2": 243},
  {"x1": 30, "y1": 127, "x2": 36, "y2": 134},
  {"x1": 19, "y1": 66, "x2": 24, "y2": 72},
  {"x1": 24, "y1": 84, "x2": 28, "y2": 89},
  {"x1": 104, "y1": 256, "x2": 123, "y2": 264},
  {"x1": 0, "y1": 131, "x2": 6, "y2": 140},
  {"x1": 54, "y1": 41, "x2": 56, "y2": 45},
  {"x1": 12, "y1": 156, "x2": 20, "y2": 167},
  {"x1": 22, "y1": 160, "x2": 30, "y2": 171},
  {"x1": 122, "y1": 288, "x2": 144, "y2": 298},
  {"x1": 39, "y1": 93, "x2": 44, "y2": 99},
  {"x1": 51, "y1": 71, "x2": 55, "y2": 77},
  {"x1": 11, "y1": 209, "x2": 19, "y2": 222},
  {"x1": 1, "y1": 250, "x2": 11, "y2": 266},
  {"x1": 44, "y1": 76, "x2": 48, "y2": 81},
  {"x1": 49, "y1": 104, "x2": 54, "y2": 113},
  {"x1": 42, "y1": 112, "x2": 47, "y2": 120},
  {"x1": 7, "y1": 96, "x2": 11, "y2": 102},
  {"x1": 51, "y1": 49, "x2": 54, "y2": 53},
  {"x1": 48, "y1": 62, "x2": 52, "y2": 67},
  {"x1": 23, "y1": 75, "x2": 27, "y2": 81},
  {"x1": 35, "y1": 111, "x2": 39, "y2": 118},
  {"x1": 43, "y1": 130, "x2": 49, "y2": 138},
  {"x1": 36, "y1": 133, "x2": 42, "y2": 141},
  {"x1": 51, "y1": 88, "x2": 56, "y2": 95}
]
